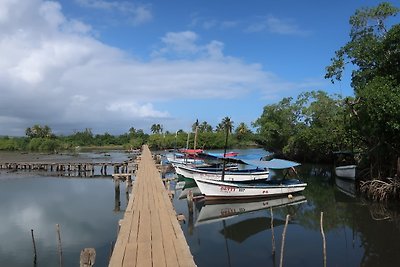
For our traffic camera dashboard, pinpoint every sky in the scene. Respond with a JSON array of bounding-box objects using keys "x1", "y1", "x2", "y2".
[{"x1": 0, "y1": 0, "x2": 397, "y2": 136}]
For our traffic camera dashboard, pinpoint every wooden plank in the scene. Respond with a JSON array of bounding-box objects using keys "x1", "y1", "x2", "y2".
[
  {"x1": 156, "y1": 189, "x2": 180, "y2": 267},
  {"x1": 149, "y1": 174, "x2": 167, "y2": 267},
  {"x1": 122, "y1": 243, "x2": 137, "y2": 267},
  {"x1": 136, "y1": 241, "x2": 152, "y2": 267},
  {"x1": 151, "y1": 240, "x2": 167, "y2": 267}
]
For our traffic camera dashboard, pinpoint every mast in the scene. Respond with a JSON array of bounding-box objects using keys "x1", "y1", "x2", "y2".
[
  {"x1": 221, "y1": 125, "x2": 229, "y2": 181},
  {"x1": 194, "y1": 119, "x2": 199, "y2": 150},
  {"x1": 186, "y1": 132, "x2": 190, "y2": 149}
]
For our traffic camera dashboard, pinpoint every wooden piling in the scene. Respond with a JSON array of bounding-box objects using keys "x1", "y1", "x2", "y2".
[
  {"x1": 270, "y1": 207, "x2": 276, "y2": 255},
  {"x1": 80, "y1": 248, "x2": 96, "y2": 267},
  {"x1": 56, "y1": 224, "x2": 63, "y2": 267},
  {"x1": 114, "y1": 180, "x2": 121, "y2": 212},
  {"x1": 279, "y1": 214, "x2": 290, "y2": 267},
  {"x1": 31, "y1": 229, "x2": 37, "y2": 265},
  {"x1": 320, "y1": 212, "x2": 327, "y2": 267}
]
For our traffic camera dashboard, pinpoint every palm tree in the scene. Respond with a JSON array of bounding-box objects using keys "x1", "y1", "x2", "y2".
[
  {"x1": 235, "y1": 122, "x2": 251, "y2": 140},
  {"x1": 199, "y1": 121, "x2": 213, "y2": 132},
  {"x1": 150, "y1": 124, "x2": 163, "y2": 134},
  {"x1": 25, "y1": 124, "x2": 53, "y2": 138},
  {"x1": 191, "y1": 119, "x2": 199, "y2": 132},
  {"x1": 25, "y1": 127, "x2": 33, "y2": 138},
  {"x1": 150, "y1": 124, "x2": 159, "y2": 134},
  {"x1": 221, "y1": 116, "x2": 234, "y2": 133}
]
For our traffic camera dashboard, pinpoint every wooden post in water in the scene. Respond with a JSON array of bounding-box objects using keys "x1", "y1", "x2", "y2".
[
  {"x1": 31, "y1": 229, "x2": 37, "y2": 266},
  {"x1": 279, "y1": 214, "x2": 290, "y2": 267},
  {"x1": 114, "y1": 179, "x2": 121, "y2": 212},
  {"x1": 320, "y1": 212, "x2": 327, "y2": 267},
  {"x1": 270, "y1": 207, "x2": 276, "y2": 256},
  {"x1": 80, "y1": 248, "x2": 96, "y2": 267},
  {"x1": 56, "y1": 224, "x2": 63, "y2": 267}
]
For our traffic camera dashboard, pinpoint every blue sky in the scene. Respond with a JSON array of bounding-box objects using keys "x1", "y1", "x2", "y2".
[{"x1": 0, "y1": 0, "x2": 397, "y2": 136}]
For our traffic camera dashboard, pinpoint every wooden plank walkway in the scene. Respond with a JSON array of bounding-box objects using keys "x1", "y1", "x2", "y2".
[{"x1": 109, "y1": 145, "x2": 196, "y2": 267}]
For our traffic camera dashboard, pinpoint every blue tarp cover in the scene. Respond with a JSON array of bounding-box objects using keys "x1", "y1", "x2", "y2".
[{"x1": 241, "y1": 159, "x2": 301, "y2": 169}]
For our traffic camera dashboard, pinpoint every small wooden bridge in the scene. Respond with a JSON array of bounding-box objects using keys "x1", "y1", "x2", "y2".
[
  {"x1": 109, "y1": 145, "x2": 196, "y2": 267},
  {"x1": 0, "y1": 161, "x2": 136, "y2": 176}
]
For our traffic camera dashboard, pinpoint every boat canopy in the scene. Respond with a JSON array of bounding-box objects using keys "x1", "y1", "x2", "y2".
[
  {"x1": 204, "y1": 152, "x2": 238, "y2": 158},
  {"x1": 241, "y1": 159, "x2": 301, "y2": 170}
]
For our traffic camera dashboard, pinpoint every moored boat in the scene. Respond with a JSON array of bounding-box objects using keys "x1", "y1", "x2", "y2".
[
  {"x1": 194, "y1": 177, "x2": 307, "y2": 199},
  {"x1": 333, "y1": 151, "x2": 358, "y2": 180},
  {"x1": 174, "y1": 164, "x2": 269, "y2": 182},
  {"x1": 335, "y1": 165, "x2": 357, "y2": 180},
  {"x1": 166, "y1": 152, "x2": 206, "y2": 166}
]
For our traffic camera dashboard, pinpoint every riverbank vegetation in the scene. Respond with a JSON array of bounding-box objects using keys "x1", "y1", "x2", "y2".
[
  {"x1": 0, "y1": 118, "x2": 256, "y2": 152},
  {"x1": 324, "y1": 2, "x2": 400, "y2": 183}
]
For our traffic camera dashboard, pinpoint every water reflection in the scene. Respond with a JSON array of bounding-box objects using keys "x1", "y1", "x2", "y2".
[
  {"x1": 171, "y1": 162, "x2": 400, "y2": 267},
  {"x1": 196, "y1": 194, "x2": 307, "y2": 226},
  {"x1": 335, "y1": 177, "x2": 356, "y2": 198},
  {"x1": 0, "y1": 174, "x2": 123, "y2": 267}
]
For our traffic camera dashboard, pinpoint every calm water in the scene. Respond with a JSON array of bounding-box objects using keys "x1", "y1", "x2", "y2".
[
  {"x1": 1, "y1": 149, "x2": 400, "y2": 267},
  {"x1": 170, "y1": 149, "x2": 400, "y2": 267},
  {"x1": 0, "y1": 151, "x2": 129, "y2": 267}
]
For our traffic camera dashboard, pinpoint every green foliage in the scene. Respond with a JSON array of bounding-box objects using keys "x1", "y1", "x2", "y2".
[
  {"x1": 325, "y1": 2, "x2": 400, "y2": 177},
  {"x1": 0, "y1": 136, "x2": 29, "y2": 150},
  {"x1": 150, "y1": 124, "x2": 163, "y2": 134},
  {"x1": 27, "y1": 138, "x2": 61, "y2": 151},
  {"x1": 216, "y1": 117, "x2": 234, "y2": 133},
  {"x1": 235, "y1": 122, "x2": 252, "y2": 141},
  {"x1": 69, "y1": 128, "x2": 94, "y2": 146},
  {"x1": 253, "y1": 97, "x2": 300, "y2": 154},
  {"x1": 253, "y1": 91, "x2": 347, "y2": 162},
  {"x1": 25, "y1": 124, "x2": 53, "y2": 138},
  {"x1": 3, "y1": 123, "x2": 254, "y2": 152}
]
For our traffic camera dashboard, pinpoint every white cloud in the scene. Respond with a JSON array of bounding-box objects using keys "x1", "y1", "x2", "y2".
[
  {"x1": 189, "y1": 14, "x2": 240, "y2": 30},
  {"x1": 0, "y1": 0, "x2": 308, "y2": 135},
  {"x1": 76, "y1": 0, "x2": 152, "y2": 25},
  {"x1": 106, "y1": 102, "x2": 169, "y2": 118},
  {"x1": 247, "y1": 15, "x2": 310, "y2": 36},
  {"x1": 153, "y1": 31, "x2": 226, "y2": 61},
  {"x1": 158, "y1": 31, "x2": 200, "y2": 55}
]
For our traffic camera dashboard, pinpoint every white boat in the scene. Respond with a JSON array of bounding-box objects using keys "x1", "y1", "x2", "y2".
[
  {"x1": 333, "y1": 151, "x2": 358, "y2": 180},
  {"x1": 166, "y1": 153, "x2": 205, "y2": 165},
  {"x1": 196, "y1": 194, "x2": 307, "y2": 226},
  {"x1": 175, "y1": 164, "x2": 269, "y2": 182},
  {"x1": 194, "y1": 177, "x2": 307, "y2": 199},
  {"x1": 334, "y1": 165, "x2": 357, "y2": 180}
]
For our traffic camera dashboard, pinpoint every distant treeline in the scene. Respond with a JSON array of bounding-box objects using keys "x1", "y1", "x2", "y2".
[{"x1": 0, "y1": 122, "x2": 256, "y2": 152}]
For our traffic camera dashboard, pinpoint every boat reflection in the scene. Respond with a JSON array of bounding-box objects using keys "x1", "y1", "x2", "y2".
[
  {"x1": 178, "y1": 183, "x2": 202, "y2": 200},
  {"x1": 335, "y1": 177, "x2": 356, "y2": 198},
  {"x1": 220, "y1": 216, "x2": 286, "y2": 244},
  {"x1": 195, "y1": 194, "x2": 307, "y2": 226}
]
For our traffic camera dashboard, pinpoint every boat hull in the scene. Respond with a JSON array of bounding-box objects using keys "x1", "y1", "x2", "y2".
[
  {"x1": 194, "y1": 178, "x2": 307, "y2": 199},
  {"x1": 175, "y1": 165, "x2": 269, "y2": 182},
  {"x1": 335, "y1": 165, "x2": 356, "y2": 180}
]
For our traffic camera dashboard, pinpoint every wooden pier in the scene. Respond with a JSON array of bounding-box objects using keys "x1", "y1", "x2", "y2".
[
  {"x1": 109, "y1": 145, "x2": 196, "y2": 267},
  {"x1": 0, "y1": 161, "x2": 137, "y2": 176}
]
